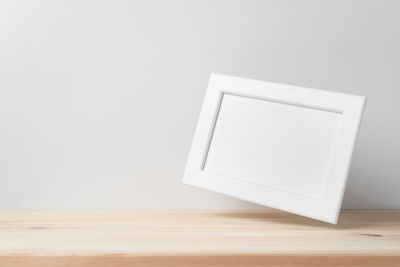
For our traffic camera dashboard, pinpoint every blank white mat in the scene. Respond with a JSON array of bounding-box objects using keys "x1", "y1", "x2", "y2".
[{"x1": 203, "y1": 94, "x2": 341, "y2": 199}]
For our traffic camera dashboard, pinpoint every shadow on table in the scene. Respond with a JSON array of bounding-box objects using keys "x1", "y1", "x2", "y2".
[{"x1": 211, "y1": 210, "x2": 400, "y2": 230}]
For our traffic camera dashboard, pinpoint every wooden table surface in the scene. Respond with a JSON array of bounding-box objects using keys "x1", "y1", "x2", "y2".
[{"x1": 0, "y1": 210, "x2": 399, "y2": 266}]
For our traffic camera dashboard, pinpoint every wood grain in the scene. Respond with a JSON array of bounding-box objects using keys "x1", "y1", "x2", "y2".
[{"x1": 0, "y1": 210, "x2": 399, "y2": 266}]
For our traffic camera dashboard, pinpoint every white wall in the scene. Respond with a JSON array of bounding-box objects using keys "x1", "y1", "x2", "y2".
[{"x1": 0, "y1": 0, "x2": 399, "y2": 209}]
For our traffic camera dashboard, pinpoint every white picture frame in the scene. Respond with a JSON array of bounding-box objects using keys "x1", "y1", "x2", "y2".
[{"x1": 183, "y1": 74, "x2": 366, "y2": 224}]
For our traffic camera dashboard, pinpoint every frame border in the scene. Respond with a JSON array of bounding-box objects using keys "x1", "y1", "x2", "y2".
[{"x1": 183, "y1": 73, "x2": 366, "y2": 224}]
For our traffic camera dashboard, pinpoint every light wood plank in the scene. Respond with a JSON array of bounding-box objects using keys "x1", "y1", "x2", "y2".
[{"x1": 0, "y1": 210, "x2": 399, "y2": 266}]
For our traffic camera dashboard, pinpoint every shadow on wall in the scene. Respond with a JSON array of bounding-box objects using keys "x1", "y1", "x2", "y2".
[{"x1": 342, "y1": 126, "x2": 400, "y2": 210}]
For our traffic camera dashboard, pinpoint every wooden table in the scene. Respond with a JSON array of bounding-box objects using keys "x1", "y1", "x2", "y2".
[{"x1": 0, "y1": 210, "x2": 399, "y2": 266}]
